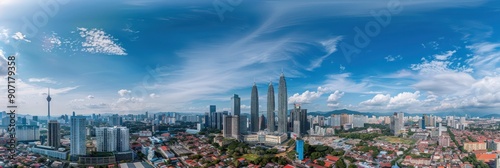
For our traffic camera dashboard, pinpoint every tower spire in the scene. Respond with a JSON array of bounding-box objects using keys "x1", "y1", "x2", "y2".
[{"x1": 47, "y1": 88, "x2": 52, "y2": 121}]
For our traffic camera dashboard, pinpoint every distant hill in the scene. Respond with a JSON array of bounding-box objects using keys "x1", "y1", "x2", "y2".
[
  {"x1": 308, "y1": 109, "x2": 376, "y2": 117},
  {"x1": 482, "y1": 114, "x2": 500, "y2": 118},
  {"x1": 308, "y1": 109, "x2": 497, "y2": 118}
]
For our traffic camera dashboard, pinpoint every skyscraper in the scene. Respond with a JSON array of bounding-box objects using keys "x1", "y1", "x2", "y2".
[
  {"x1": 232, "y1": 94, "x2": 245, "y2": 134},
  {"x1": 239, "y1": 115, "x2": 248, "y2": 134},
  {"x1": 232, "y1": 94, "x2": 241, "y2": 116},
  {"x1": 291, "y1": 104, "x2": 307, "y2": 135},
  {"x1": 70, "y1": 115, "x2": 87, "y2": 157},
  {"x1": 250, "y1": 83, "x2": 259, "y2": 132},
  {"x1": 259, "y1": 114, "x2": 266, "y2": 131},
  {"x1": 96, "y1": 127, "x2": 116, "y2": 152},
  {"x1": 278, "y1": 73, "x2": 288, "y2": 134},
  {"x1": 116, "y1": 127, "x2": 130, "y2": 152},
  {"x1": 391, "y1": 112, "x2": 404, "y2": 136},
  {"x1": 340, "y1": 113, "x2": 349, "y2": 126},
  {"x1": 48, "y1": 120, "x2": 60, "y2": 148},
  {"x1": 223, "y1": 115, "x2": 239, "y2": 140},
  {"x1": 210, "y1": 105, "x2": 216, "y2": 113},
  {"x1": 296, "y1": 139, "x2": 304, "y2": 160},
  {"x1": 267, "y1": 82, "x2": 276, "y2": 132},
  {"x1": 95, "y1": 127, "x2": 130, "y2": 152},
  {"x1": 46, "y1": 88, "x2": 52, "y2": 121},
  {"x1": 210, "y1": 105, "x2": 216, "y2": 128},
  {"x1": 109, "y1": 114, "x2": 122, "y2": 126}
]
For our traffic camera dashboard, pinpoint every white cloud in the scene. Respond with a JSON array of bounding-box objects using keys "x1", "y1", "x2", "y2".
[
  {"x1": 0, "y1": 50, "x2": 8, "y2": 76},
  {"x1": 118, "y1": 89, "x2": 131, "y2": 96},
  {"x1": 339, "y1": 64, "x2": 345, "y2": 71},
  {"x1": 327, "y1": 90, "x2": 344, "y2": 108},
  {"x1": 307, "y1": 36, "x2": 342, "y2": 71},
  {"x1": 466, "y1": 42, "x2": 500, "y2": 76},
  {"x1": 321, "y1": 73, "x2": 369, "y2": 93},
  {"x1": 149, "y1": 93, "x2": 159, "y2": 98},
  {"x1": 360, "y1": 94, "x2": 391, "y2": 106},
  {"x1": 70, "y1": 99, "x2": 85, "y2": 103},
  {"x1": 240, "y1": 104, "x2": 251, "y2": 110},
  {"x1": 87, "y1": 95, "x2": 94, "y2": 99},
  {"x1": 11, "y1": 32, "x2": 30, "y2": 42},
  {"x1": 42, "y1": 33, "x2": 62, "y2": 52},
  {"x1": 384, "y1": 55, "x2": 402, "y2": 62},
  {"x1": 28, "y1": 78, "x2": 57, "y2": 84},
  {"x1": 0, "y1": 28, "x2": 10, "y2": 43},
  {"x1": 388, "y1": 91, "x2": 421, "y2": 108},
  {"x1": 428, "y1": 41, "x2": 439, "y2": 50},
  {"x1": 412, "y1": 71, "x2": 475, "y2": 95},
  {"x1": 434, "y1": 50, "x2": 456, "y2": 60},
  {"x1": 83, "y1": 103, "x2": 109, "y2": 109},
  {"x1": 117, "y1": 97, "x2": 143, "y2": 103},
  {"x1": 288, "y1": 87, "x2": 326, "y2": 104},
  {"x1": 77, "y1": 27, "x2": 127, "y2": 55}
]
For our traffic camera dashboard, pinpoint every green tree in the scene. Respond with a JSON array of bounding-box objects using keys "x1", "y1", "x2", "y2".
[
  {"x1": 287, "y1": 151, "x2": 297, "y2": 160},
  {"x1": 277, "y1": 157, "x2": 288, "y2": 165},
  {"x1": 317, "y1": 160, "x2": 325, "y2": 166},
  {"x1": 234, "y1": 160, "x2": 241, "y2": 167},
  {"x1": 37, "y1": 157, "x2": 46, "y2": 163},
  {"x1": 348, "y1": 164, "x2": 357, "y2": 168},
  {"x1": 311, "y1": 152, "x2": 322, "y2": 161},
  {"x1": 335, "y1": 158, "x2": 347, "y2": 168}
]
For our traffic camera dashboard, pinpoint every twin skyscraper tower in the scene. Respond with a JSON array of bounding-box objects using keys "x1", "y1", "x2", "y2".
[{"x1": 249, "y1": 73, "x2": 288, "y2": 134}]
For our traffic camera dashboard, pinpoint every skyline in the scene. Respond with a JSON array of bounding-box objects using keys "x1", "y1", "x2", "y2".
[{"x1": 1, "y1": 0, "x2": 500, "y2": 115}]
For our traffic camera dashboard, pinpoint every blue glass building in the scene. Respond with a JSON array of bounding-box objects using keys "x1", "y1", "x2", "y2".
[{"x1": 296, "y1": 139, "x2": 304, "y2": 160}]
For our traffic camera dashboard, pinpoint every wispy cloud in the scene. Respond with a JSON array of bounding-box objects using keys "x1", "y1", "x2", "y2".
[
  {"x1": 434, "y1": 50, "x2": 456, "y2": 60},
  {"x1": 11, "y1": 32, "x2": 30, "y2": 42},
  {"x1": 384, "y1": 55, "x2": 402, "y2": 62},
  {"x1": 307, "y1": 36, "x2": 342, "y2": 71},
  {"x1": 28, "y1": 78, "x2": 57, "y2": 84},
  {"x1": 77, "y1": 27, "x2": 127, "y2": 55}
]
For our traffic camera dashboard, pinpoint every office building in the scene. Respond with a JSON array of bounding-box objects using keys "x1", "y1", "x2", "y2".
[
  {"x1": 296, "y1": 139, "x2": 304, "y2": 160},
  {"x1": 439, "y1": 135, "x2": 450, "y2": 147},
  {"x1": 391, "y1": 112, "x2": 404, "y2": 136},
  {"x1": 95, "y1": 127, "x2": 130, "y2": 152},
  {"x1": 250, "y1": 83, "x2": 259, "y2": 132},
  {"x1": 231, "y1": 94, "x2": 246, "y2": 134},
  {"x1": 239, "y1": 115, "x2": 248, "y2": 134},
  {"x1": 259, "y1": 114, "x2": 266, "y2": 131},
  {"x1": 242, "y1": 131, "x2": 288, "y2": 145},
  {"x1": 31, "y1": 145, "x2": 68, "y2": 160},
  {"x1": 352, "y1": 115, "x2": 367, "y2": 128},
  {"x1": 340, "y1": 113, "x2": 350, "y2": 126},
  {"x1": 109, "y1": 114, "x2": 122, "y2": 126},
  {"x1": 70, "y1": 115, "x2": 87, "y2": 156},
  {"x1": 223, "y1": 115, "x2": 239, "y2": 140},
  {"x1": 48, "y1": 120, "x2": 60, "y2": 148},
  {"x1": 267, "y1": 82, "x2": 276, "y2": 132},
  {"x1": 210, "y1": 105, "x2": 216, "y2": 128},
  {"x1": 331, "y1": 115, "x2": 341, "y2": 127},
  {"x1": 290, "y1": 104, "x2": 307, "y2": 136},
  {"x1": 16, "y1": 125, "x2": 40, "y2": 141},
  {"x1": 277, "y1": 73, "x2": 288, "y2": 134},
  {"x1": 231, "y1": 94, "x2": 241, "y2": 116},
  {"x1": 213, "y1": 111, "x2": 227, "y2": 130}
]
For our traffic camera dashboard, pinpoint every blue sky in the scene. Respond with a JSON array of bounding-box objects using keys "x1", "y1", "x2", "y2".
[{"x1": 1, "y1": 0, "x2": 500, "y2": 116}]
